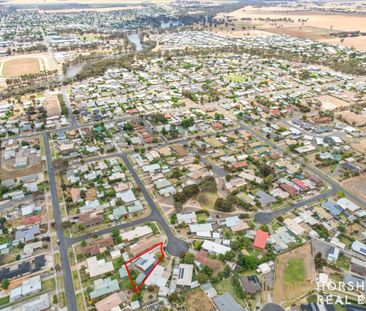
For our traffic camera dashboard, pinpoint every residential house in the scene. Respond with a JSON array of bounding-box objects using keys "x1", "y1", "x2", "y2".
[{"x1": 90, "y1": 278, "x2": 120, "y2": 299}]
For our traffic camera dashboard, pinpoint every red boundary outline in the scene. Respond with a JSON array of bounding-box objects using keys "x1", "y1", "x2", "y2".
[{"x1": 124, "y1": 242, "x2": 165, "y2": 294}]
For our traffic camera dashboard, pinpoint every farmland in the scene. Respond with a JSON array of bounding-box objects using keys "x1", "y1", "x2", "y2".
[{"x1": 215, "y1": 5, "x2": 366, "y2": 50}]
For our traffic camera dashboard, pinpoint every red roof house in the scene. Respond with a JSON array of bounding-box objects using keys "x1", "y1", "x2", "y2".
[
  {"x1": 127, "y1": 108, "x2": 138, "y2": 114},
  {"x1": 212, "y1": 122, "x2": 223, "y2": 129},
  {"x1": 292, "y1": 178, "x2": 308, "y2": 192},
  {"x1": 24, "y1": 215, "x2": 41, "y2": 226},
  {"x1": 280, "y1": 183, "x2": 298, "y2": 197},
  {"x1": 233, "y1": 161, "x2": 248, "y2": 169},
  {"x1": 253, "y1": 230, "x2": 269, "y2": 250}
]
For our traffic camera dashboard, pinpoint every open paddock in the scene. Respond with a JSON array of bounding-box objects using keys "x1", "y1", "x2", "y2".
[
  {"x1": 45, "y1": 92, "x2": 61, "y2": 117},
  {"x1": 223, "y1": 6, "x2": 366, "y2": 32},
  {"x1": 321, "y1": 36, "x2": 366, "y2": 51},
  {"x1": 273, "y1": 243, "x2": 315, "y2": 304},
  {"x1": 315, "y1": 95, "x2": 351, "y2": 111},
  {"x1": 336, "y1": 111, "x2": 366, "y2": 127},
  {"x1": 343, "y1": 175, "x2": 366, "y2": 201},
  {"x1": 351, "y1": 137, "x2": 366, "y2": 153}
]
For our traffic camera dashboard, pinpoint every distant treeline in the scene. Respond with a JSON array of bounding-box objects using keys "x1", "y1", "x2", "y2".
[{"x1": 330, "y1": 31, "x2": 366, "y2": 38}]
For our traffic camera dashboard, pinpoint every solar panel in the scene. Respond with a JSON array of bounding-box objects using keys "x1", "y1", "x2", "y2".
[{"x1": 178, "y1": 268, "x2": 185, "y2": 279}]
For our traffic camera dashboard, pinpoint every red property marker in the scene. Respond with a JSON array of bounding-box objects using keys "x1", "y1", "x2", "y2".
[{"x1": 124, "y1": 242, "x2": 165, "y2": 294}]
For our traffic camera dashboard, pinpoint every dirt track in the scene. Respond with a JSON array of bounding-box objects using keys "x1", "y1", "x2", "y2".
[{"x1": 2, "y1": 57, "x2": 41, "y2": 77}]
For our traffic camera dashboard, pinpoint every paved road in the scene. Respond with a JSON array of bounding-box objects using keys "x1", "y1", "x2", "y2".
[
  {"x1": 43, "y1": 133, "x2": 78, "y2": 311},
  {"x1": 69, "y1": 153, "x2": 188, "y2": 256},
  {"x1": 121, "y1": 153, "x2": 188, "y2": 256},
  {"x1": 254, "y1": 188, "x2": 337, "y2": 224}
]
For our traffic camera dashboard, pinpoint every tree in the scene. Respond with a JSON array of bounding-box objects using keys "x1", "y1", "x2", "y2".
[
  {"x1": 313, "y1": 224, "x2": 329, "y2": 239},
  {"x1": 214, "y1": 198, "x2": 233, "y2": 212},
  {"x1": 169, "y1": 292, "x2": 179, "y2": 302},
  {"x1": 258, "y1": 162, "x2": 274, "y2": 177},
  {"x1": 223, "y1": 265, "x2": 231, "y2": 278},
  {"x1": 237, "y1": 254, "x2": 259, "y2": 271},
  {"x1": 1, "y1": 279, "x2": 9, "y2": 290},
  {"x1": 314, "y1": 252, "x2": 326, "y2": 270},
  {"x1": 183, "y1": 252, "x2": 195, "y2": 264},
  {"x1": 200, "y1": 176, "x2": 217, "y2": 192},
  {"x1": 180, "y1": 117, "x2": 195, "y2": 129},
  {"x1": 197, "y1": 272, "x2": 209, "y2": 284}
]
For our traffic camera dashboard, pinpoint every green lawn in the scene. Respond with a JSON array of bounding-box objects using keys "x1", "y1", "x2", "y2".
[
  {"x1": 42, "y1": 278, "x2": 55, "y2": 290},
  {"x1": 73, "y1": 271, "x2": 80, "y2": 291},
  {"x1": 330, "y1": 272, "x2": 343, "y2": 283},
  {"x1": 78, "y1": 33, "x2": 99, "y2": 41},
  {"x1": 226, "y1": 74, "x2": 245, "y2": 83},
  {"x1": 284, "y1": 259, "x2": 305, "y2": 284},
  {"x1": 196, "y1": 212, "x2": 207, "y2": 222},
  {"x1": 336, "y1": 254, "x2": 350, "y2": 271},
  {"x1": 0, "y1": 296, "x2": 9, "y2": 306},
  {"x1": 339, "y1": 235, "x2": 353, "y2": 247},
  {"x1": 76, "y1": 293, "x2": 85, "y2": 311},
  {"x1": 193, "y1": 240, "x2": 203, "y2": 250},
  {"x1": 119, "y1": 278, "x2": 132, "y2": 290},
  {"x1": 214, "y1": 277, "x2": 245, "y2": 307}
]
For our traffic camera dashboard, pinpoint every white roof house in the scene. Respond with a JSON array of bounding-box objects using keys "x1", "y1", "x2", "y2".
[
  {"x1": 224, "y1": 216, "x2": 240, "y2": 228},
  {"x1": 257, "y1": 263, "x2": 271, "y2": 275},
  {"x1": 86, "y1": 256, "x2": 114, "y2": 278},
  {"x1": 177, "y1": 212, "x2": 197, "y2": 224},
  {"x1": 117, "y1": 189, "x2": 136, "y2": 203},
  {"x1": 284, "y1": 218, "x2": 305, "y2": 236},
  {"x1": 120, "y1": 225, "x2": 153, "y2": 241},
  {"x1": 21, "y1": 293, "x2": 50, "y2": 311},
  {"x1": 189, "y1": 223, "x2": 212, "y2": 238},
  {"x1": 337, "y1": 198, "x2": 360, "y2": 213},
  {"x1": 144, "y1": 265, "x2": 166, "y2": 287},
  {"x1": 352, "y1": 241, "x2": 366, "y2": 257},
  {"x1": 201, "y1": 240, "x2": 230, "y2": 255},
  {"x1": 176, "y1": 264, "x2": 193, "y2": 287}
]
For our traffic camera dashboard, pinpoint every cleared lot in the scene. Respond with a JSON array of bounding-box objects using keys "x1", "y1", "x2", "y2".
[{"x1": 273, "y1": 243, "x2": 315, "y2": 304}]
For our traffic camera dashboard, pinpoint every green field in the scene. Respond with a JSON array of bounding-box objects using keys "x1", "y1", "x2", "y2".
[
  {"x1": 284, "y1": 258, "x2": 305, "y2": 284},
  {"x1": 225, "y1": 74, "x2": 246, "y2": 83},
  {"x1": 78, "y1": 33, "x2": 99, "y2": 41}
]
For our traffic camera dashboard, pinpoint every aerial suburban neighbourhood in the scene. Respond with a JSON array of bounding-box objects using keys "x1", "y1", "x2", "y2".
[{"x1": 0, "y1": 0, "x2": 366, "y2": 311}]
